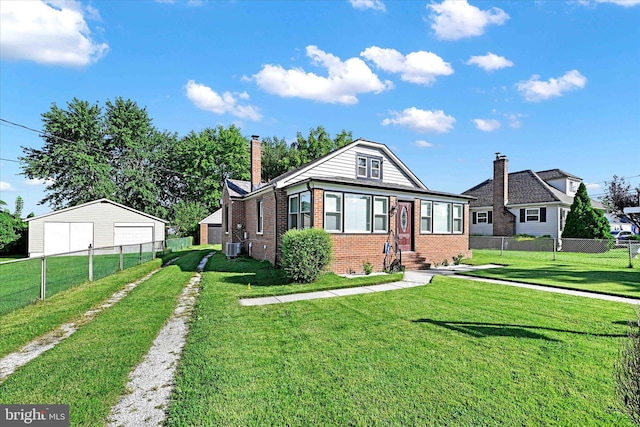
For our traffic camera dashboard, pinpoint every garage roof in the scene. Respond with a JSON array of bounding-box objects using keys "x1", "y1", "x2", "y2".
[
  {"x1": 199, "y1": 208, "x2": 222, "y2": 225},
  {"x1": 25, "y1": 198, "x2": 167, "y2": 223}
]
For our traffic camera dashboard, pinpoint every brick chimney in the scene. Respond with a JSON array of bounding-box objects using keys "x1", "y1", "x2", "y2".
[
  {"x1": 492, "y1": 153, "x2": 515, "y2": 236},
  {"x1": 250, "y1": 135, "x2": 261, "y2": 191}
]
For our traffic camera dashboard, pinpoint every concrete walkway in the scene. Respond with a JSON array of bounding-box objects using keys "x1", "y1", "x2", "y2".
[{"x1": 239, "y1": 264, "x2": 640, "y2": 307}]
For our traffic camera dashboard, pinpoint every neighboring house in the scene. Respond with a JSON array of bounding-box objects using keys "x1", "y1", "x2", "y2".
[
  {"x1": 25, "y1": 198, "x2": 166, "y2": 257},
  {"x1": 221, "y1": 136, "x2": 473, "y2": 274},
  {"x1": 199, "y1": 209, "x2": 222, "y2": 245},
  {"x1": 462, "y1": 153, "x2": 603, "y2": 238}
]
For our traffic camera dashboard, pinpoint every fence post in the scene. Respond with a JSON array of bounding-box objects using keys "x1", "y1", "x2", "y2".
[
  {"x1": 88, "y1": 244, "x2": 93, "y2": 281},
  {"x1": 553, "y1": 238, "x2": 557, "y2": 261},
  {"x1": 500, "y1": 237, "x2": 504, "y2": 256},
  {"x1": 40, "y1": 256, "x2": 46, "y2": 300},
  {"x1": 630, "y1": 244, "x2": 634, "y2": 269},
  {"x1": 119, "y1": 245, "x2": 124, "y2": 270},
  {"x1": 139, "y1": 243, "x2": 143, "y2": 265}
]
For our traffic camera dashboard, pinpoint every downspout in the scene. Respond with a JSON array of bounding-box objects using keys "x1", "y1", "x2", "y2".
[
  {"x1": 273, "y1": 183, "x2": 278, "y2": 265},
  {"x1": 306, "y1": 182, "x2": 314, "y2": 228}
]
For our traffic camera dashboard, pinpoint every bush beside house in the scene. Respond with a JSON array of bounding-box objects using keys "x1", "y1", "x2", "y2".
[{"x1": 281, "y1": 228, "x2": 333, "y2": 283}]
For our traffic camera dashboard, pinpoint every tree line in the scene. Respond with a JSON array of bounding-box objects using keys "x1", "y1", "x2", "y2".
[{"x1": 18, "y1": 97, "x2": 352, "y2": 240}]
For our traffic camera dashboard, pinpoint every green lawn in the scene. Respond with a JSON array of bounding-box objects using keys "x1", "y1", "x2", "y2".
[
  {"x1": 0, "y1": 250, "x2": 207, "y2": 426},
  {"x1": 166, "y1": 253, "x2": 637, "y2": 426},
  {"x1": 0, "y1": 251, "x2": 157, "y2": 315},
  {"x1": 463, "y1": 249, "x2": 640, "y2": 298}
]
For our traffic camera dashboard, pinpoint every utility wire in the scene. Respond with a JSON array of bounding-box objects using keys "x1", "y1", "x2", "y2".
[{"x1": 0, "y1": 117, "x2": 202, "y2": 180}]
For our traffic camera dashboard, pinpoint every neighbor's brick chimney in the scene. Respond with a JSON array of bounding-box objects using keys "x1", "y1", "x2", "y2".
[
  {"x1": 493, "y1": 153, "x2": 515, "y2": 236},
  {"x1": 251, "y1": 135, "x2": 261, "y2": 191}
]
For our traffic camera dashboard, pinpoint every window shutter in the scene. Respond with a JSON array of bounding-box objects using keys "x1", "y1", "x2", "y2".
[
  {"x1": 540, "y1": 207, "x2": 547, "y2": 223},
  {"x1": 488, "y1": 211, "x2": 493, "y2": 224},
  {"x1": 472, "y1": 212, "x2": 477, "y2": 224},
  {"x1": 520, "y1": 209, "x2": 525, "y2": 223}
]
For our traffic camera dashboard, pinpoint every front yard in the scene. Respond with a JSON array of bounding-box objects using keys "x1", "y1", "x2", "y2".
[{"x1": 166, "y1": 252, "x2": 637, "y2": 426}]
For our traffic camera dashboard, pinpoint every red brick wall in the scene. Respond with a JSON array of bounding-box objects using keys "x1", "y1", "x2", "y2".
[{"x1": 243, "y1": 191, "x2": 277, "y2": 264}]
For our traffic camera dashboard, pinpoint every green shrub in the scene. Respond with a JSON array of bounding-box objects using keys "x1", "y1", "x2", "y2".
[
  {"x1": 363, "y1": 261, "x2": 373, "y2": 275},
  {"x1": 281, "y1": 228, "x2": 333, "y2": 283}
]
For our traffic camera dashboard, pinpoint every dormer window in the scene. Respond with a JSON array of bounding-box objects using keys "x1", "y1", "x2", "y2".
[{"x1": 356, "y1": 154, "x2": 382, "y2": 180}]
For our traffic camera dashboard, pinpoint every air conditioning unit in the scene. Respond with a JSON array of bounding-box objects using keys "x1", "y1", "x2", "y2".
[{"x1": 226, "y1": 242, "x2": 241, "y2": 258}]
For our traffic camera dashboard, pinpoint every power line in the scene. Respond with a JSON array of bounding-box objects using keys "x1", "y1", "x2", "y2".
[
  {"x1": 0, "y1": 117, "x2": 202, "y2": 180},
  {"x1": 0, "y1": 157, "x2": 20, "y2": 163}
]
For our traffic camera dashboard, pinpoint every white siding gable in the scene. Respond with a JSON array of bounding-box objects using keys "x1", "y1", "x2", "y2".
[{"x1": 278, "y1": 141, "x2": 422, "y2": 189}]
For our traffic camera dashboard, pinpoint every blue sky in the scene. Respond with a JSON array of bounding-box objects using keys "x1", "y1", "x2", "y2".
[{"x1": 1, "y1": 0, "x2": 638, "y2": 217}]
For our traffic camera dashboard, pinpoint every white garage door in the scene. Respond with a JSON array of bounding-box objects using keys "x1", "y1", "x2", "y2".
[
  {"x1": 114, "y1": 223, "x2": 154, "y2": 246},
  {"x1": 44, "y1": 222, "x2": 94, "y2": 255}
]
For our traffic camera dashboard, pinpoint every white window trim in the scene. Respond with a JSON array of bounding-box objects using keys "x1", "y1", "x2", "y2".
[
  {"x1": 300, "y1": 191, "x2": 311, "y2": 229},
  {"x1": 477, "y1": 212, "x2": 488, "y2": 223},
  {"x1": 453, "y1": 203, "x2": 463, "y2": 234},
  {"x1": 526, "y1": 208, "x2": 540, "y2": 222},
  {"x1": 433, "y1": 201, "x2": 452, "y2": 234},
  {"x1": 324, "y1": 192, "x2": 342, "y2": 233},
  {"x1": 257, "y1": 200, "x2": 264, "y2": 234},
  {"x1": 420, "y1": 200, "x2": 432, "y2": 234},
  {"x1": 373, "y1": 196, "x2": 388, "y2": 233},
  {"x1": 288, "y1": 195, "x2": 299, "y2": 230},
  {"x1": 357, "y1": 156, "x2": 368, "y2": 178},
  {"x1": 344, "y1": 194, "x2": 372, "y2": 233}
]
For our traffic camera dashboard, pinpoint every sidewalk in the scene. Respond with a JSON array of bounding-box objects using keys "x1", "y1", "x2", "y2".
[{"x1": 239, "y1": 264, "x2": 640, "y2": 307}]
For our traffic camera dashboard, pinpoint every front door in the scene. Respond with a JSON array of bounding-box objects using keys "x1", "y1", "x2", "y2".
[{"x1": 396, "y1": 201, "x2": 413, "y2": 252}]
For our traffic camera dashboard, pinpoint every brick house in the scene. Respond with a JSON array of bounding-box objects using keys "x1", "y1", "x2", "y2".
[{"x1": 221, "y1": 136, "x2": 474, "y2": 274}]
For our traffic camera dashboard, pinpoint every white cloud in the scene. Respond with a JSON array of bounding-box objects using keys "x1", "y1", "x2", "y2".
[
  {"x1": 516, "y1": 70, "x2": 587, "y2": 102},
  {"x1": 416, "y1": 140, "x2": 434, "y2": 148},
  {"x1": 585, "y1": 182, "x2": 602, "y2": 192},
  {"x1": 0, "y1": 0, "x2": 109, "y2": 67},
  {"x1": 253, "y1": 45, "x2": 393, "y2": 104},
  {"x1": 473, "y1": 118, "x2": 501, "y2": 132},
  {"x1": 185, "y1": 80, "x2": 262, "y2": 121},
  {"x1": 428, "y1": 0, "x2": 509, "y2": 41},
  {"x1": 505, "y1": 113, "x2": 523, "y2": 128},
  {"x1": 0, "y1": 181, "x2": 15, "y2": 191},
  {"x1": 25, "y1": 178, "x2": 54, "y2": 186},
  {"x1": 349, "y1": 0, "x2": 386, "y2": 11},
  {"x1": 466, "y1": 52, "x2": 513, "y2": 72},
  {"x1": 382, "y1": 107, "x2": 455, "y2": 133},
  {"x1": 361, "y1": 47, "x2": 453, "y2": 85},
  {"x1": 576, "y1": 0, "x2": 640, "y2": 6}
]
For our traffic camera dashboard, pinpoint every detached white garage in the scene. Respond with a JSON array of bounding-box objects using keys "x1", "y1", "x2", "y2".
[{"x1": 26, "y1": 199, "x2": 166, "y2": 257}]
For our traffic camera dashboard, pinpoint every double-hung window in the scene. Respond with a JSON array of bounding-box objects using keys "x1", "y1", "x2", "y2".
[
  {"x1": 257, "y1": 199, "x2": 263, "y2": 234},
  {"x1": 373, "y1": 197, "x2": 388, "y2": 232},
  {"x1": 356, "y1": 154, "x2": 382, "y2": 180},
  {"x1": 420, "y1": 201, "x2": 432, "y2": 233},
  {"x1": 324, "y1": 192, "x2": 342, "y2": 232},
  {"x1": 288, "y1": 192, "x2": 311, "y2": 230},
  {"x1": 452, "y1": 204, "x2": 463, "y2": 233},
  {"x1": 526, "y1": 208, "x2": 539, "y2": 222}
]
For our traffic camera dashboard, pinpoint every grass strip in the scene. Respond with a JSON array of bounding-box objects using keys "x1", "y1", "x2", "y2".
[
  {"x1": 464, "y1": 249, "x2": 640, "y2": 298},
  {"x1": 0, "y1": 250, "x2": 208, "y2": 426},
  {"x1": 0, "y1": 258, "x2": 163, "y2": 358},
  {"x1": 167, "y1": 257, "x2": 637, "y2": 426}
]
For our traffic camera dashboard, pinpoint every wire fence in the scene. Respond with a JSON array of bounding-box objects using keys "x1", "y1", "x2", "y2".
[
  {"x1": 470, "y1": 236, "x2": 640, "y2": 268},
  {"x1": 165, "y1": 236, "x2": 193, "y2": 252},
  {"x1": 0, "y1": 241, "x2": 163, "y2": 316}
]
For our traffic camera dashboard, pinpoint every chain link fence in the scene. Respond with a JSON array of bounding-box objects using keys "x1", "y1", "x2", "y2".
[
  {"x1": 470, "y1": 236, "x2": 639, "y2": 268},
  {"x1": 0, "y1": 241, "x2": 163, "y2": 316},
  {"x1": 165, "y1": 236, "x2": 193, "y2": 252}
]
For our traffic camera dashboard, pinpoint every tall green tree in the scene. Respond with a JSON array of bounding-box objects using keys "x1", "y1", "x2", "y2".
[
  {"x1": 21, "y1": 98, "x2": 116, "y2": 208},
  {"x1": 562, "y1": 182, "x2": 611, "y2": 239},
  {"x1": 292, "y1": 126, "x2": 353, "y2": 166},
  {"x1": 172, "y1": 124, "x2": 249, "y2": 214},
  {"x1": 171, "y1": 200, "x2": 208, "y2": 239},
  {"x1": 261, "y1": 136, "x2": 294, "y2": 182}
]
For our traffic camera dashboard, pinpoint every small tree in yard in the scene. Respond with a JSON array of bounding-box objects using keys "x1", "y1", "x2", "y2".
[
  {"x1": 281, "y1": 228, "x2": 333, "y2": 283},
  {"x1": 615, "y1": 312, "x2": 640, "y2": 426},
  {"x1": 562, "y1": 182, "x2": 611, "y2": 239}
]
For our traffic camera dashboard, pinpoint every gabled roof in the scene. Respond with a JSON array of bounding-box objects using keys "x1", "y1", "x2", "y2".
[
  {"x1": 536, "y1": 168, "x2": 581, "y2": 182},
  {"x1": 225, "y1": 138, "x2": 430, "y2": 199},
  {"x1": 463, "y1": 170, "x2": 575, "y2": 207},
  {"x1": 25, "y1": 198, "x2": 167, "y2": 223},
  {"x1": 199, "y1": 208, "x2": 222, "y2": 225}
]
